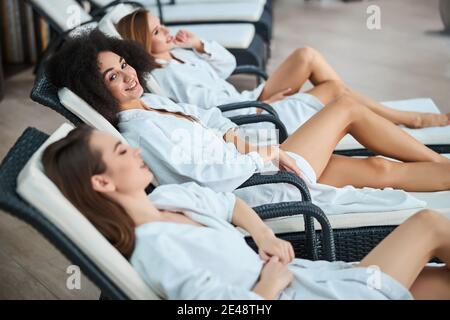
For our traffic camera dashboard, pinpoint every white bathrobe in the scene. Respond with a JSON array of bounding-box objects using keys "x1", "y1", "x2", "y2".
[
  {"x1": 117, "y1": 93, "x2": 425, "y2": 215},
  {"x1": 150, "y1": 40, "x2": 326, "y2": 134},
  {"x1": 131, "y1": 182, "x2": 412, "y2": 300}
]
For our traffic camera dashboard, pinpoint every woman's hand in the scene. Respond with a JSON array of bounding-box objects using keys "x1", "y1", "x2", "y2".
[
  {"x1": 258, "y1": 145, "x2": 303, "y2": 177},
  {"x1": 277, "y1": 148, "x2": 303, "y2": 177},
  {"x1": 173, "y1": 29, "x2": 204, "y2": 52},
  {"x1": 252, "y1": 256, "x2": 294, "y2": 299},
  {"x1": 256, "y1": 145, "x2": 278, "y2": 162},
  {"x1": 254, "y1": 229, "x2": 295, "y2": 264},
  {"x1": 223, "y1": 133, "x2": 303, "y2": 178},
  {"x1": 262, "y1": 88, "x2": 292, "y2": 105}
]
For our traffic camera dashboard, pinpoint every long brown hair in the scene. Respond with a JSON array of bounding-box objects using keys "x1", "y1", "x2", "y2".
[
  {"x1": 117, "y1": 9, "x2": 154, "y2": 53},
  {"x1": 42, "y1": 125, "x2": 136, "y2": 259}
]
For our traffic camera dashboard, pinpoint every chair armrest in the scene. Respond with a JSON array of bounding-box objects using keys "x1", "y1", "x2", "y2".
[
  {"x1": 217, "y1": 101, "x2": 279, "y2": 118},
  {"x1": 232, "y1": 65, "x2": 268, "y2": 81},
  {"x1": 253, "y1": 201, "x2": 336, "y2": 262},
  {"x1": 228, "y1": 114, "x2": 288, "y2": 143},
  {"x1": 238, "y1": 172, "x2": 324, "y2": 260},
  {"x1": 238, "y1": 171, "x2": 310, "y2": 201}
]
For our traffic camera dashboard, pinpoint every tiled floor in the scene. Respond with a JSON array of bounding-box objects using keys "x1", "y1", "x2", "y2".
[{"x1": 0, "y1": 0, "x2": 449, "y2": 299}]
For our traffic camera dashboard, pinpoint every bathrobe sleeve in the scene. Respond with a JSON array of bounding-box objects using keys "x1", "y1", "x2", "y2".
[
  {"x1": 132, "y1": 233, "x2": 263, "y2": 300},
  {"x1": 134, "y1": 120, "x2": 264, "y2": 192},
  {"x1": 150, "y1": 182, "x2": 237, "y2": 223},
  {"x1": 193, "y1": 40, "x2": 237, "y2": 79}
]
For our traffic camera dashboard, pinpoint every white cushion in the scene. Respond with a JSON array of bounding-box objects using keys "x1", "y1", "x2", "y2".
[
  {"x1": 99, "y1": 3, "x2": 136, "y2": 25},
  {"x1": 261, "y1": 190, "x2": 450, "y2": 235},
  {"x1": 30, "y1": 0, "x2": 92, "y2": 32},
  {"x1": 17, "y1": 123, "x2": 159, "y2": 300},
  {"x1": 336, "y1": 98, "x2": 450, "y2": 150},
  {"x1": 97, "y1": 4, "x2": 255, "y2": 49},
  {"x1": 168, "y1": 23, "x2": 255, "y2": 48},
  {"x1": 98, "y1": 14, "x2": 122, "y2": 38},
  {"x1": 244, "y1": 154, "x2": 450, "y2": 235},
  {"x1": 57, "y1": 88, "x2": 127, "y2": 143},
  {"x1": 144, "y1": 2, "x2": 264, "y2": 22},
  {"x1": 145, "y1": 74, "x2": 168, "y2": 97}
]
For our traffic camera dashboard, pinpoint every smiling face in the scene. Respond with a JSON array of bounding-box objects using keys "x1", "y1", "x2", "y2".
[
  {"x1": 146, "y1": 12, "x2": 175, "y2": 55},
  {"x1": 97, "y1": 51, "x2": 144, "y2": 106},
  {"x1": 89, "y1": 130, "x2": 153, "y2": 195}
]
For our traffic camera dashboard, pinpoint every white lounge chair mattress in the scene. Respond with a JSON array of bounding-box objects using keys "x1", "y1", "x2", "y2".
[
  {"x1": 250, "y1": 153, "x2": 450, "y2": 235},
  {"x1": 144, "y1": 2, "x2": 265, "y2": 22},
  {"x1": 257, "y1": 190, "x2": 450, "y2": 235},
  {"x1": 167, "y1": 23, "x2": 256, "y2": 48},
  {"x1": 97, "y1": 4, "x2": 256, "y2": 49},
  {"x1": 336, "y1": 98, "x2": 450, "y2": 150}
]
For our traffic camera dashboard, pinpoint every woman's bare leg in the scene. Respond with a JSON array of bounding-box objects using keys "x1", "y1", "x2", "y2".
[
  {"x1": 318, "y1": 154, "x2": 450, "y2": 191},
  {"x1": 409, "y1": 266, "x2": 450, "y2": 299},
  {"x1": 259, "y1": 47, "x2": 342, "y2": 104},
  {"x1": 259, "y1": 47, "x2": 450, "y2": 128},
  {"x1": 281, "y1": 95, "x2": 448, "y2": 176},
  {"x1": 280, "y1": 94, "x2": 450, "y2": 191},
  {"x1": 358, "y1": 210, "x2": 450, "y2": 299},
  {"x1": 347, "y1": 88, "x2": 450, "y2": 128}
]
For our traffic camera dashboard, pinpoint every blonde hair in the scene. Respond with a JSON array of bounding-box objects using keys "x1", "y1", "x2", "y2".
[{"x1": 117, "y1": 9, "x2": 154, "y2": 53}]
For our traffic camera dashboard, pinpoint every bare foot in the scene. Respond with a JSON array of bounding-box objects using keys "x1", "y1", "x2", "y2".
[{"x1": 406, "y1": 113, "x2": 450, "y2": 129}]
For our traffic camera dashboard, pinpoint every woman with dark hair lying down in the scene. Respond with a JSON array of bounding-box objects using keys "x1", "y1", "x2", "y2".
[
  {"x1": 45, "y1": 30, "x2": 450, "y2": 215},
  {"x1": 42, "y1": 125, "x2": 450, "y2": 300}
]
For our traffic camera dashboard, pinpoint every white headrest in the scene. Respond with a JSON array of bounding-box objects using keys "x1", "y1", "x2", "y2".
[
  {"x1": 16, "y1": 123, "x2": 159, "y2": 300},
  {"x1": 144, "y1": 74, "x2": 167, "y2": 97},
  {"x1": 98, "y1": 16, "x2": 122, "y2": 39},
  {"x1": 99, "y1": 3, "x2": 137, "y2": 26},
  {"x1": 57, "y1": 88, "x2": 126, "y2": 143}
]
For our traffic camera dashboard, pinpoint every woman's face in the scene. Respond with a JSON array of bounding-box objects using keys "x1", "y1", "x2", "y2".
[
  {"x1": 89, "y1": 130, "x2": 153, "y2": 195},
  {"x1": 97, "y1": 51, "x2": 144, "y2": 104},
  {"x1": 146, "y1": 12, "x2": 175, "y2": 55}
]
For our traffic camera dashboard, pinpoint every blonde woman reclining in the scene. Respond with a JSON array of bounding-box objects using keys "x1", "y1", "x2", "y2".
[{"x1": 115, "y1": 9, "x2": 450, "y2": 135}]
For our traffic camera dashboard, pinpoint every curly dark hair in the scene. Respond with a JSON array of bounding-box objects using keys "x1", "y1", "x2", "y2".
[{"x1": 45, "y1": 29, "x2": 159, "y2": 127}]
